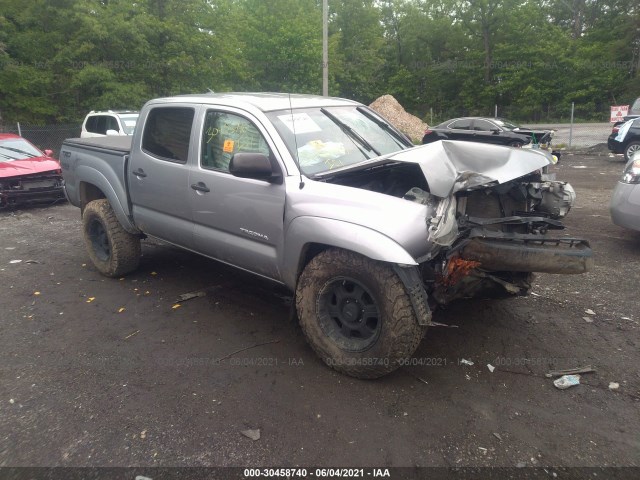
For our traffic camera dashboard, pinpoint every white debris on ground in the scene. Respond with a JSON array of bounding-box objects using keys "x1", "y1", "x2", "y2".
[{"x1": 369, "y1": 95, "x2": 428, "y2": 144}]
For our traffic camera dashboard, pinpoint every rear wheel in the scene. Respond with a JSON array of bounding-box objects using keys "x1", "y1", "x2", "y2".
[
  {"x1": 82, "y1": 199, "x2": 141, "y2": 277},
  {"x1": 624, "y1": 141, "x2": 640, "y2": 161},
  {"x1": 296, "y1": 249, "x2": 426, "y2": 379}
]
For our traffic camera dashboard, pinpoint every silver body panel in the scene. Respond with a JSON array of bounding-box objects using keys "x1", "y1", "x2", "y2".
[{"x1": 610, "y1": 181, "x2": 640, "y2": 232}]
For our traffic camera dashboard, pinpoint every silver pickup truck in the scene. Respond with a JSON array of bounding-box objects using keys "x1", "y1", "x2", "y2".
[{"x1": 61, "y1": 93, "x2": 592, "y2": 378}]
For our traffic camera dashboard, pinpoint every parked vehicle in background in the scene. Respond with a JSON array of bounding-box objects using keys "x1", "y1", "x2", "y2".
[
  {"x1": 422, "y1": 117, "x2": 554, "y2": 149},
  {"x1": 613, "y1": 98, "x2": 640, "y2": 127},
  {"x1": 610, "y1": 154, "x2": 640, "y2": 232},
  {"x1": 81, "y1": 110, "x2": 139, "y2": 138},
  {"x1": 61, "y1": 93, "x2": 591, "y2": 379},
  {"x1": 0, "y1": 133, "x2": 65, "y2": 208},
  {"x1": 608, "y1": 117, "x2": 640, "y2": 161}
]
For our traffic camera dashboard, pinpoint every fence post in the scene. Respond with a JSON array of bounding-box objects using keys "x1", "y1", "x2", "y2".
[
  {"x1": 17, "y1": 122, "x2": 22, "y2": 137},
  {"x1": 430, "y1": 107, "x2": 433, "y2": 126},
  {"x1": 494, "y1": 104, "x2": 497, "y2": 118},
  {"x1": 569, "y1": 102, "x2": 574, "y2": 148}
]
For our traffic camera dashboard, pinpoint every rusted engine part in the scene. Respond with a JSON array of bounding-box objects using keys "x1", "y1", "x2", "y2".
[
  {"x1": 426, "y1": 255, "x2": 530, "y2": 305},
  {"x1": 442, "y1": 257, "x2": 481, "y2": 286}
]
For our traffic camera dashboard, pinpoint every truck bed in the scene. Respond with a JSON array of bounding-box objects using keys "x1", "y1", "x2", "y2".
[
  {"x1": 61, "y1": 136, "x2": 135, "y2": 231},
  {"x1": 63, "y1": 136, "x2": 132, "y2": 154}
]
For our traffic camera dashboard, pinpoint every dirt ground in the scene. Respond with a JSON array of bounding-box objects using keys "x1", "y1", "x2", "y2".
[{"x1": 1, "y1": 152, "x2": 639, "y2": 470}]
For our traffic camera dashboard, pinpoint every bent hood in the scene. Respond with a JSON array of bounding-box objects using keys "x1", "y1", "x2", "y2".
[
  {"x1": 388, "y1": 140, "x2": 551, "y2": 197},
  {"x1": 317, "y1": 140, "x2": 552, "y2": 198},
  {"x1": 0, "y1": 157, "x2": 61, "y2": 178}
]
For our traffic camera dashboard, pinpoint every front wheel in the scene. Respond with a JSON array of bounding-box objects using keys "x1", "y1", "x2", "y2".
[
  {"x1": 296, "y1": 249, "x2": 426, "y2": 379},
  {"x1": 82, "y1": 199, "x2": 141, "y2": 277},
  {"x1": 624, "y1": 141, "x2": 640, "y2": 162}
]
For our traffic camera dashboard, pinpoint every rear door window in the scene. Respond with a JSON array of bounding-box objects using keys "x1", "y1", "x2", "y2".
[
  {"x1": 85, "y1": 116, "x2": 99, "y2": 133},
  {"x1": 449, "y1": 119, "x2": 473, "y2": 130},
  {"x1": 473, "y1": 120, "x2": 495, "y2": 131},
  {"x1": 105, "y1": 116, "x2": 119, "y2": 133},
  {"x1": 142, "y1": 107, "x2": 195, "y2": 163}
]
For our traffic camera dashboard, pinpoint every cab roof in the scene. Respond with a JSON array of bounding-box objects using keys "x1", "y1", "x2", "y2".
[{"x1": 150, "y1": 92, "x2": 360, "y2": 112}]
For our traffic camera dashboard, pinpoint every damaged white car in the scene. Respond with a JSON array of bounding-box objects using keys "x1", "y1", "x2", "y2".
[{"x1": 60, "y1": 93, "x2": 592, "y2": 378}]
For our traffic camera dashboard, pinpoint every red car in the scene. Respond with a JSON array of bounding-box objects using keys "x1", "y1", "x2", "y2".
[{"x1": 0, "y1": 133, "x2": 65, "y2": 208}]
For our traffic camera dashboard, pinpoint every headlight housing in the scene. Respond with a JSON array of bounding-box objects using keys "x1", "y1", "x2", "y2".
[{"x1": 622, "y1": 159, "x2": 640, "y2": 184}]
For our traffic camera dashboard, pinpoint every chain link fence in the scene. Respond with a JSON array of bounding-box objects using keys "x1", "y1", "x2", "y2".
[{"x1": 0, "y1": 123, "x2": 81, "y2": 157}]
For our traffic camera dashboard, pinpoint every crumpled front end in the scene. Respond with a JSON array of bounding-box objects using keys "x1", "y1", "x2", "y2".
[
  {"x1": 416, "y1": 173, "x2": 592, "y2": 305},
  {"x1": 320, "y1": 140, "x2": 592, "y2": 306},
  {"x1": 0, "y1": 171, "x2": 65, "y2": 208}
]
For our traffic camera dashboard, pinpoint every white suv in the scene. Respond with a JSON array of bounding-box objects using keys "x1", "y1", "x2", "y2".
[{"x1": 81, "y1": 110, "x2": 139, "y2": 138}]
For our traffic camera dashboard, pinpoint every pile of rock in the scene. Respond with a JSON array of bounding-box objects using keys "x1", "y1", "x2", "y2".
[{"x1": 369, "y1": 95, "x2": 428, "y2": 144}]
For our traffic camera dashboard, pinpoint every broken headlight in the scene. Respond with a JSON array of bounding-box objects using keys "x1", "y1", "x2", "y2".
[{"x1": 622, "y1": 159, "x2": 640, "y2": 184}]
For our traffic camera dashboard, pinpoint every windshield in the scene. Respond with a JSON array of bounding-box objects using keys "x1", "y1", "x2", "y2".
[
  {"x1": 0, "y1": 138, "x2": 43, "y2": 162},
  {"x1": 119, "y1": 114, "x2": 139, "y2": 135},
  {"x1": 266, "y1": 106, "x2": 409, "y2": 175},
  {"x1": 494, "y1": 118, "x2": 521, "y2": 130}
]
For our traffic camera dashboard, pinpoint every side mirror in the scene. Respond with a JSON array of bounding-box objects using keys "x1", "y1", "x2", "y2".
[
  {"x1": 229, "y1": 153, "x2": 282, "y2": 183},
  {"x1": 491, "y1": 128, "x2": 501, "y2": 134},
  {"x1": 105, "y1": 129, "x2": 119, "y2": 136},
  {"x1": 44, "y1": 149, "x2": 53, "y2": 157}
]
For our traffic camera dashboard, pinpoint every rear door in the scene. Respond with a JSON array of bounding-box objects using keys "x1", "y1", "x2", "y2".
[
  {"x1": 189, "y1": 107, "x2": 286, "y2": 281},
  {"x1": 128, "y1": 105, "x2": 198, "y2": 248}
]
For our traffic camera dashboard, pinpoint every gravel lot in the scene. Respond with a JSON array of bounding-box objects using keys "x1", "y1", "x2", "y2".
[{"x1": 1, "y1": 152, "x2": 639, "y2": 471}]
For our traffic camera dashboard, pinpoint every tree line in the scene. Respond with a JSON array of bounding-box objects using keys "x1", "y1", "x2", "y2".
[{"x1": 0, "y1": 0, "x2": 638, "y2": 125}]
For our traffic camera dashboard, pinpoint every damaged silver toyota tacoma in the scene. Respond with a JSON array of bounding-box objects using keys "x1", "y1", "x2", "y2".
[{"x1": 60, "y1": 93, "x2": 592, "y2": 378}]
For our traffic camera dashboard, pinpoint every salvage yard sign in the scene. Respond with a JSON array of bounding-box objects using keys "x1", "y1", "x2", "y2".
[{"x1": 610, "y1": 105, "x2": 629, "y2": 123}]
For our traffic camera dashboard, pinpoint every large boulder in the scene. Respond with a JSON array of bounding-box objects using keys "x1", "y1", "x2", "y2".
[{"x1": 369, "y1": 95, "x2": 428, "y2": 144}]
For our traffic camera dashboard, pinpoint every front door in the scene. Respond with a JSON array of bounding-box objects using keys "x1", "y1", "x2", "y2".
[{"x1": 189, "y1": 108, "x2": 286, "y2": 281}]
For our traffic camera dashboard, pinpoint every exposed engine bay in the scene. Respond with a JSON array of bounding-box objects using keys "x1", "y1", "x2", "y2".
[{"x1": 321, "y1": 151, "x2": 591, "y2": 307}]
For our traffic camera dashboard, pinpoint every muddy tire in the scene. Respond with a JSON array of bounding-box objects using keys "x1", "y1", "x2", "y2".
[
  {"x1": 82, "y1": 199, "x2": 141, "y2": 277},
  {"x1": 296, "y1": 249, "x2": 426, "y2": 379}
]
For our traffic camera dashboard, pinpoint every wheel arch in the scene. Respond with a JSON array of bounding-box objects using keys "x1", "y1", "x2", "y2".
[
  {"x1": 76, "y1": 165, "x2": 139, "y2": 234},
  {"x1": 282, "y1": 216, "x2": 418, "y2": 290}
]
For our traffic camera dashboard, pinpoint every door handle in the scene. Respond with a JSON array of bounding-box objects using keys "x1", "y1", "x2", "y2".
[
  {"x1": 132, "y1": 168, "x2": 147, "y2": 178},
  {"x1": 191, "y1": 182, "x2": 210, "y2": 193}
]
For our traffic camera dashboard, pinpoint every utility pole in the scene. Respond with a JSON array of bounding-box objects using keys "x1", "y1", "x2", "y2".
[{"x1": 322, "y1": 0, "x2": 328, "y2": 96}]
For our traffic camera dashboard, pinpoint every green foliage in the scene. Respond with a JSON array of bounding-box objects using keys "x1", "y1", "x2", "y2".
[{"x1": 0, "y1": 0, "x2": 637, "y2": 124}]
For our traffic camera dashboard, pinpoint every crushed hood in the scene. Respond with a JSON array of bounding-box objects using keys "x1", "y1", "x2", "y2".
[
  {"x1": 0, "y1": 157, "x2": 61, "y2": 179},
  {"x1": 387, "y1": 141, "x2": 551, "y2": 197},
  {"x1": 316, "y1": 140, "x2": 552, "y2": 198}
]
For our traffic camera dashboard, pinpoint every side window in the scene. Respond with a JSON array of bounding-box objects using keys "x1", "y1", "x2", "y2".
[
  {"x1": 86, "y1": 116, "x2": 99, "y2": 133},
  {"x1": 201, "y1": 111, "x2": 271, "y2": 172},
  {"x1": 142, "y1": 107, "x2": 195, "y2": 163},
  {"x1": 106, "y1": 116, "x2": 119, "y2": 133},
  {"x1": 473, "y1": 120, "x2": 494, "y2": 131},
  {"x1": 449, "y1": 119, "x2": 472, "y2": 130},
  {"x1": 95, "y1": 116, "x2": 107, "y2": 134}
]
